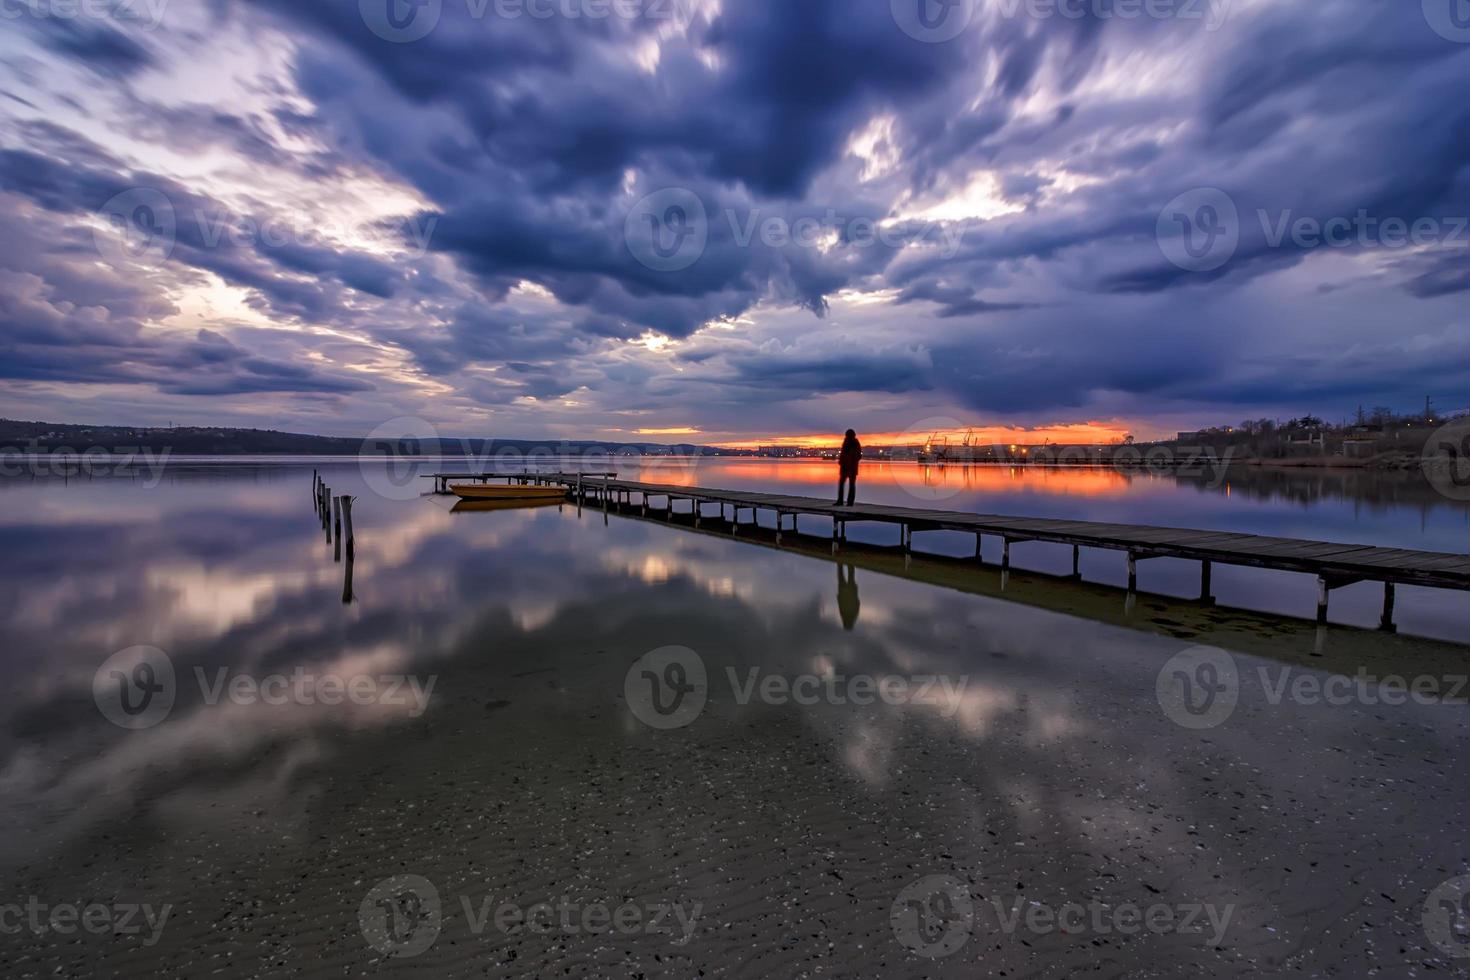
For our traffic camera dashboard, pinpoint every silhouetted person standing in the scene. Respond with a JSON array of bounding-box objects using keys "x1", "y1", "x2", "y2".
[{"x1": 836, "y1": 429, "x2": 862, "y2": 506}]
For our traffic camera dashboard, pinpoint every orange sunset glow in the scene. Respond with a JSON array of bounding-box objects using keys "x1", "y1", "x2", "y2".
[{"x1": 712, "y1": 422, "x2": 1141, "y2": 450}]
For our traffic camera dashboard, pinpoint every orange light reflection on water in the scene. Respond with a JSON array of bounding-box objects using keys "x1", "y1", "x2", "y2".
[{"x1": 621, "y1": 459, "x2": 1137, "y2": 498}]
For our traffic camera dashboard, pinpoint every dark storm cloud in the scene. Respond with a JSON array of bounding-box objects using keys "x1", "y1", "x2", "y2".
[
  {"x1": 0, "y1": 135, "x2": 411, "y2": 320},
  {"x1": 25, "y1": 13, "x2": 156, "y2": 78},
  {"x1": 4, "y1": 0, "x2": 1470, "y2": 427}
]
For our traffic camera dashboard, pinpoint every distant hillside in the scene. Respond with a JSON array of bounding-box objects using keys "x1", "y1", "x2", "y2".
[{"x1": 0, "y1": 419, "x2": 739, "y2": 457}]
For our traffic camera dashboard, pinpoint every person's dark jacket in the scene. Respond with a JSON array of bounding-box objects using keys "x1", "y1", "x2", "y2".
[{"x1": 838, "y1": 436, "x2": 862, "y2": 477}]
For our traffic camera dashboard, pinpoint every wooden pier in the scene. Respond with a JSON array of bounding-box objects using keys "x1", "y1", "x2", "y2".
[{"x1": 429, "y1": 471, "x2": 1470, "y2": 632}]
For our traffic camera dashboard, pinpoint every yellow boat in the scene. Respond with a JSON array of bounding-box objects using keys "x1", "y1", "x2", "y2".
[{"x1": 449, "y1": 483, "x2": 567, "y2": 502}]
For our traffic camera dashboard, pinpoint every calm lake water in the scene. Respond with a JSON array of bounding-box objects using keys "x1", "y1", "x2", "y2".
[{"x1": 0, "y1": 458, "x2": 1467, "y2": 977}]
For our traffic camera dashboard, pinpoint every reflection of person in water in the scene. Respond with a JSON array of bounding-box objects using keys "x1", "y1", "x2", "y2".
[{"x1": 836, "y1": 564, "x2": 860, "y2": 630}]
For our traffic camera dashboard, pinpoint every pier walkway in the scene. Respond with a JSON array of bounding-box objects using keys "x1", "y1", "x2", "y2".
[{"x1": 431, "y1": 471, "x2": 1470, "y2": 631}]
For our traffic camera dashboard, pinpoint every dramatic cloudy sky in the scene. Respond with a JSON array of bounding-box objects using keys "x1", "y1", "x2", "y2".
[{"x1": 0, "y1": 0, "x2": 1467, "y2": 444}]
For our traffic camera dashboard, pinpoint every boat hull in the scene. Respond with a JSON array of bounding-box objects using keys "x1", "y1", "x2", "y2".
[{"x1": 449, "y1": 484, "x2": 567, "y2": 502}]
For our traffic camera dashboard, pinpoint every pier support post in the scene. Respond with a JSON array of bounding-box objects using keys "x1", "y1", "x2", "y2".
[
  {"x1": 1071, "y1": 545, "x2": 1081, "y2": 580},
  {"x1": 1127, "y1": 552, "x2": 1138, "y2": 593},
  {"x1": 1316, "y1": 576, "x2": 1329, "y2": 625},
  {"x1": 1380, "y1": 581, "x2": 1396, "y2": 633},
  {"x1": 341, "y1": 496, "x2": 355, "y2": 561},
  {"x1": 332, "y1": 496, "x2": 342, "y2": 561},
  {"x1": 1200, "y1": 560, "x2": 1214, "y2": 605},
  {"x1": 902, "y1": 524, "x2": 911, "y2": 553},
  {"x1": 1002, "y1": 538, "x2": 1011, "y2": 571}
]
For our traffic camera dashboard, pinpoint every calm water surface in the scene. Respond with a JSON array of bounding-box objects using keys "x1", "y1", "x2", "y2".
[{"x1": 0, "y1": 459, "x2": 1466, "y2": 977}]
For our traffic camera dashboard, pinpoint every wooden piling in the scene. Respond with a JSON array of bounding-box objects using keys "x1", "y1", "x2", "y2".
[
  {"x1": 342, "y1": 495, "x2": 355, "y2": 560},
  {"x1": 1380, "y1": 581, "x2": 1396, "y2": 633}
]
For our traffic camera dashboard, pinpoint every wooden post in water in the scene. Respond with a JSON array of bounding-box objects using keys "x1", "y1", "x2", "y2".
[
  {"x1": 342, "y1": 550, "x2": 354, "y2": 604},
  {"x1": 1316, "y1": 576, "x2": 1329, "y2": 624},
  {"x1": 1380, "y1": 581, "x2": 1396, "y2": 633},
  {"x1": 1127, "y1": 552, "x2": 1138, "y2": 592},
  {"x1": 1071, "y1": 545, "x2": 1081, "y2": 579},
  {"x1": 342, "y1": 495, "x2": 355, "y2": 561},
  {"x1": 1200, "y1": 560, "x2": 1214, "y2": 604},
  {"x1": 332, "y1": 495, "x2": 343, "y2": 562}
]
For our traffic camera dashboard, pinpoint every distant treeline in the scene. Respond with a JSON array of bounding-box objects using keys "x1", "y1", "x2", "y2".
[{"x1": 0, "y1": 419, "x2": 740, "y2": 457}]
